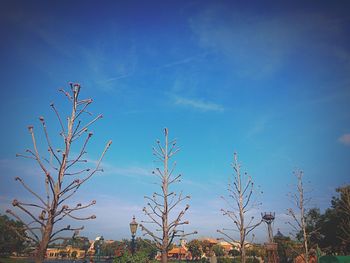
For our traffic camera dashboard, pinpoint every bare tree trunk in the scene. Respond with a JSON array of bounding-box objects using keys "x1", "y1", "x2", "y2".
[
  {"x1": 162, "y1": 134, "x2": 169, "y2": 263},
  {"x1": 241, "y1": 246, "x2": 246, "y2": 263},
  {"x1": 300, "y1": 182, "x2": 309, "y2": 263},
  {"x1": 238, "y1": 165, "x2": 246, "y2": 263},
  {"x1": 36, "y1": 216, "x2": 54, "y2": 263},
  {"x1": 161, "y1": 251, "x2": 168, "y2": 263},
  {"x1": 287, "y1": 170, "x2": 309, "y2": 263}
]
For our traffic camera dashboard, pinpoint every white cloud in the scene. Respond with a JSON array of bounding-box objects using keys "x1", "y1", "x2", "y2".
[
  {"x1": 338, "y1": 133, "x2": 350, "y2": 146},
  {"x1": 174, "y1": 96, "x2": 224, "y2": 112}
]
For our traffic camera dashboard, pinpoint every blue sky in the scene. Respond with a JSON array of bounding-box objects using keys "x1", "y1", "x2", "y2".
[{"x1": 0, "y1": 0, "x2": 349, "y2": 243}]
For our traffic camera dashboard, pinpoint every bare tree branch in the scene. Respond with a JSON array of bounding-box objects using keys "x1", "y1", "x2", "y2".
[
  {"x1": 287, "y1": 170, "x2": 310, "y2": 263},
  {"x1": 7, "y1": 83, "x2": 111, "y2": 263},
  {"x1": 141, "y1": 128, "x2": 196, "y2": 263},
  {"x1": 218, "y1": 153, "x2": 262, "y2": 263}
]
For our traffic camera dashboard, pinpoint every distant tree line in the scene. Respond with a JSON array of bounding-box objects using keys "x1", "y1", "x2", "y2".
[
  {"x1": 275, "y1": 185, "x2": 350, "y2": 262},
  {"x1": 0, "y1": 214, "x2": 27, "y2": 256},
  {"x1": 299, "y1": 185, "x2": 350, "y2": 255}
]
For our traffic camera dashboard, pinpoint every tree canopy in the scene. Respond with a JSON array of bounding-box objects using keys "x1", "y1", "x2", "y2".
[
  {"x1": 296, "y1": 185, "x2": 350, "y2": 255},
  {"x1": 0, "y1": 214, "x2": 27, "y2": 256}
]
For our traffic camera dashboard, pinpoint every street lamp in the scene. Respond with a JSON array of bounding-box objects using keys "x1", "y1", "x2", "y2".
[
  {"x1": 179, "y1": 239, "x2": 183, "y2": 263},
  {"x1": 96, "y1": 236, "x2": 104, "y2": 262},
  {"x1": 129, "y1": 216, "x2": 138, "y2": 256},
  {"x1": 83, "y1": 238, "x2": 90, "y2": 260}
]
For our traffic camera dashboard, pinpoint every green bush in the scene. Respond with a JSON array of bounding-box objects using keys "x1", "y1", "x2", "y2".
[
  {"x1": 246, "y1": 258, "x2": 260, "y2": 263},
  {"x1": 217, "y1": 257, "x2": 234, "y2": 263},
  {"x1": 114, "y1": 250, "x2": 152, "y2": 263},
  {"x1": 219, "y1": 257, "x2": 260, "y2": 263}
]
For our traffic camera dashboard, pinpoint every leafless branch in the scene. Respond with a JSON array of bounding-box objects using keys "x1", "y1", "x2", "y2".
[
  {"x1": 141, "y1": 128, "x2": 195, "y2": 263},
  {"x1": 219, "y1": 153, "x2": 262, "y2": 263},
  {"x1": 287, "y1": 170, "x2": 310, "y2": 263},
  {"x1": 8, "y1": 83, "x2": 111, "y2": 263}
]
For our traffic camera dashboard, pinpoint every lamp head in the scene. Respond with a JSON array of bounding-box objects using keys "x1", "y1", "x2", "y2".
[{"x1": 129, "y1": 215, "x2": 138, "y2": 236}]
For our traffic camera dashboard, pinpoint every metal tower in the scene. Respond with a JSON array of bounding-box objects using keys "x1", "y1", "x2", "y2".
[{"x1": 262, "y1": 212, "x2": 278, "y2": 263}]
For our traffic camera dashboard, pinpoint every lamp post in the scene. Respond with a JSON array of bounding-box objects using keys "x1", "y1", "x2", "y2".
[
  {"x1": 96, "y1": 236, "x2": 104, "y2": 262},
  {"x1": 129, "y1": 216, "x2": 138, "y2": 256},
  {"x1": 83, "y1": 238, "x2": 90, "y2": 260},
  {"x1": 179, "y1": 239, "x2": 183, "y2": 263}
]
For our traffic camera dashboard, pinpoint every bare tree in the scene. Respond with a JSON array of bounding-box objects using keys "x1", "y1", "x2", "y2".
[
  {"x1": 6, "y1": 83, "x2": 112, "y2": 263},
  {"x1": 140, "y1": 128, "x2": 196, "y2": 263},
  {"x1": 287, "y1": 170, "x2": 310, "y2": 263},
  {"x1": 217, "y1": 153, "x2": 262, "y2": 263}
]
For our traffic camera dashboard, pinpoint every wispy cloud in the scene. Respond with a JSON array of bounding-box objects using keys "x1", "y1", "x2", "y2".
[
  {"x1": 74, "y1": 155, "x2": 152, "y2": 179},
  {"x1": 102, "y1": 163, "x2": 151, "y2": 178},
  {"x1": 98, "y1": 72, "x2": 135, "y2": 84},
  {"x1": 157, "y1": 52, "x2": 209, "y2": 69},
  {"x1": 189, "y1": 6, "x2": 346, "y2": 79},
  {"x1": 338, "y1": 133, "x2": 350, "y2": 146},
  {"x1": 174, "y1": 96, "x2": 224, "y2": 112},
  {"x1": 246, "y1": 115, "x2": 272, "y2": 138},
  {"x1": 0, "y1": 158, "x2": 41, "y2": 178},
  {"x1": 189, "y1": 7, "x2": 289, "y2": 78}
]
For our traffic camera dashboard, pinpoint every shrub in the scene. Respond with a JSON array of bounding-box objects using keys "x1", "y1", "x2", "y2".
[
  {"x1": 217, "y1": 257, "x2": 234, "y2": 263},
  {"x1": 114, "y1": 250, "x2": 151, "y2": 263}
]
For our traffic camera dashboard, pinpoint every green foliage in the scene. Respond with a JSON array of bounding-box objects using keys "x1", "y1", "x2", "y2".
[
  {"x1": 104, "y1": 238, "x2": 157, "y2": 260},
  {"x1": 296, "y1": 185, "x2": 350, "y2": 255},
  {"x1": 200, "y1": 240, "x2": 211, "y2": 256},
  {"x1": 228, "y1": 249, "x2": 240, "y2": 257},
  {"x1": 274, "y1": 233, "x2": 297, "y2": 262},
  {"x1": 333, "y1": 185, "x2": 350, "y2": 253},
  {"x1": 217, "y1": 257, "x2": 259, "y2": 263},
  {"x1": 245, "y1": 258, "x2": 260, "y2": 263},
  {"x1": 135, "y1": 238, "x2": 157, "y2": 260},
  {"x1": 212, "y1": 244, "x2": 225, "y2": 257},
  {"x1": 319, "y1": 256, "x2": 350, "y2": 263},
  {"x1": 187, "y1": 239, "x2": 202, "y2": 259},
  {"x1": 101, "y1": 241, "x2": 120, "y2": 257},
  {"x1": 296, "y1": 208, "x2": 323, "y2": 245},
  {"x1": 0, "y1": 214, "x2": 27, "y2": 256},
  {"x1": 217, "y1": 257, "x2": 234, "y2": 263},
  {"x1": 114, "y1": 250, "x2": 152, "y2": 263}
]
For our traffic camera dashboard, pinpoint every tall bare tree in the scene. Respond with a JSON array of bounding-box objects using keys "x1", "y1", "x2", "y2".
[
  {"x1": 217, "y1": 153, "x2": 262, "y2": 263},
  {"x1": 6, "y1": 83, "x2": 112, "y2": 263},
  {"x1": 287, "y1": 170, "x2": 310, "y2": 263},
  {"x1": 140, "y1": 128, "x2": 196, "y2": 263}
]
